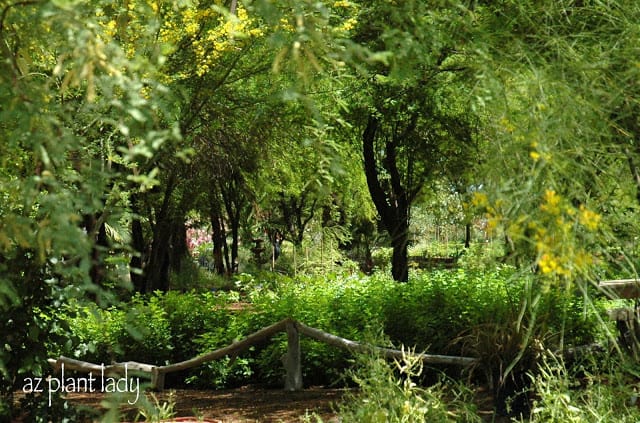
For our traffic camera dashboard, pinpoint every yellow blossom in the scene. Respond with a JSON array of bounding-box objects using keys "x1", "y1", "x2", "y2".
[
  {"x1": 104, "y1": 20, "x2": 117, "y2": 38},
  {"x1": 499, "y1": 116, "x2": 515, "y2": 133},
  {"x1": 574, "y1": 251, "x2": 593, "y2": 268},
  {"x1": 486, "y1": 215, "x2": 499, "y2": 235},
  {"x1": 578, "y1": 205, "x2": 601, "y2": 231},
  {"x1": 539, "y1": 253, "x2": 558, "y2": 274},
  {"x1": 540, "y1": 189, "x2": 561, "y2": 215},
  {"x1": 339, "y1": 17, "x2": 358, "y2": 32},
  {"x1": 471, "y1": 192, "x2": 488, "y2": 208}
]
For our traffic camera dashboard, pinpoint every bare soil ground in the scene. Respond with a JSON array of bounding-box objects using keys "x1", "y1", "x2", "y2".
[
  {"x1": 65, "y1": 386, "x2": 347, "y2": 422},
  {"x1": 65, "y1": 386, "x2": 505, "y2": 422},
  {"x1": 16, "y1": 384, "x2": 502, "y2": 422}
]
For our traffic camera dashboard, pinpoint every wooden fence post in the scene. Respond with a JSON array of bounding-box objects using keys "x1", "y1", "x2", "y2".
[
  {"x1": 284, "y1": 320, "x2": 303, "y2": 391},
  {"x1": 151, "y1": 367, "x2": 165, "y2": 391}
]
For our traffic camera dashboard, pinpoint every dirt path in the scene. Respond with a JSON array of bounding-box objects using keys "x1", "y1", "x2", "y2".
[{"x1": 66, "y1": 386, "x2": 347, "y2": 422}]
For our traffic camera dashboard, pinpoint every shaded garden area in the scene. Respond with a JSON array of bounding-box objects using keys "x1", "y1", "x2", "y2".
[{"x1": 5, "y1": 0, "x2": 640, "y2": 422}]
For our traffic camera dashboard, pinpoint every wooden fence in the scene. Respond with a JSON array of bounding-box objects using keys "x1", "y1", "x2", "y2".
[{"x1": 48, "y1": 318, "x2": 477, "y2": 391}]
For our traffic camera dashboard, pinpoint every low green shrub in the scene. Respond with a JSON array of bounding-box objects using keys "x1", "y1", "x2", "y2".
[{"x1": 68, "y1": 295, "x2": 173, "y2": 365}]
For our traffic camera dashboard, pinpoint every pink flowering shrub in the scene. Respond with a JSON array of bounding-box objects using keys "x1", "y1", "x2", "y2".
[{"x1": 187, "y1": 226, "x2": 211, "y2": 255}]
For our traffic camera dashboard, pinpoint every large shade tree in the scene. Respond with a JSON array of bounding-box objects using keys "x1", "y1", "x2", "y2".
[{"x1": 343, "y1": 0, "x2": 478, "y2": 281}]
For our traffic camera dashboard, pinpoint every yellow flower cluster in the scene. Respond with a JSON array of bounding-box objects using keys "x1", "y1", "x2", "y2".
[
  {"x1": 499, "y1": 116, "x2": 516, "y2": 133},
  {"x1": 277, "y1": 17, "x2": 295, "y2": 33},
  {"x1": 470, "y1": 192, "x2": 501, "y2": 236},
  {"x1": 539, "y1": 189, "x2": 561, "y2": 214},
  {"x1": 471, "y1": 192, "x2": 488, "y2": 208},
  {"x1": 183, "y1": 9, "x2": 201, "y2": 36},
  {"x1": 471, "y1": 188, "x2": 601, "y2": 282},
  {"x1": 534, "y1": 190, "x2": 601, "y2": 279},
  {"x1": 338, "y1": 17, "x2": 358, "y2": 32},
  {"x1": 529, "y1": 141, "x2": 552, "y2": 163},
  {"x1": 103, "y1": 20, "x2": 118, "y2": 38},
  {"x1": 158, "y1": 4, "x2": 265, "y2": 77},
  {"x1": 538, "y1": 253, "x2": 564, "y2": 276},
  {"x1": 578, "y1": 205, "x2": 601, "y2": 231},
  {"x1": 95, "y1": 0, "x2": 148, "y2": 59}
]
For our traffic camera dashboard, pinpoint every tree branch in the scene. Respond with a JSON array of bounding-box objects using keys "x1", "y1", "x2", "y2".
[{"x1": 363, "y1": 114, "x2": 394, "y2": 228}]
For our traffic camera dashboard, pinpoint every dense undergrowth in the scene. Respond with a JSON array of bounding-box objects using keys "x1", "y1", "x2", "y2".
[
  {"x1": 59, "y1": 266, "x2": 600, "y2": 386},
  {"x1": 48, "y1": 261, "x2": 640, "y2": 421}
]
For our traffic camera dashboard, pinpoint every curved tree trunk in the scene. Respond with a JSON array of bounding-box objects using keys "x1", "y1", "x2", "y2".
[
  {"x1": 362, "y1": 115, "x2": 412, "y2": 282},
  {"x1": 221, "y1": 174, "x2": 244, "y2": 274},
  {"x1": 210, "y1": 210, "x2": 227, "y2": 275},
  {"x1": 145, "y1": 220, "x2": 172, "y2": 292},
  {"x1": 83, "y1": 213, "x2": 109, "y2": 287},
  {"x1": 169, "y1": 217, "x2": 188, "y2": 273}
]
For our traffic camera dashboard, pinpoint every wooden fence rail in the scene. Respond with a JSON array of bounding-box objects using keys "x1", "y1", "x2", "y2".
[{"x1": 48, "y1": 318, "x2": 477, "y2": 391}]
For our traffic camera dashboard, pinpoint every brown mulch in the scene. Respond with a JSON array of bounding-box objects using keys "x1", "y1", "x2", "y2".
[
  {"x1": 16, "y1": 384, "x2": 503, "y2": 422},
  {"x1": 65, "y1": 386, "x2": 347, "y2": 422}
]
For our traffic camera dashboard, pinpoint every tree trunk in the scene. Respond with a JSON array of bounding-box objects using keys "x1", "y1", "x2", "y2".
[
  {"x1": 222, "y1": 178, "x2": 242, "y2": 274},
  {"x1": 145, "y1": 221, "x2": 171, "y2": 292},
  {"x1": 83, "y1": 213, "x2": 108, "y2": 287},
  {"x1": 464, "y1": 223, "x2": 471, "y2": 248},
  {"x1": 144, "y1": 173, "x2": 176, "y2": 293},
  {"x1": 223, "y1": 234, "x2": 231, "y2": 275},
  {"x1": 362, "y1": 114, "x2": 411, "y2": 282},
  {"x1": 390, "y1": 226, "x2": 409, "y2": 282},
  {"x1": 625, "y1": 147, "x2": 640, "y2": 205},
  {"x1": 130, "y1": 199, "x2": 146, "y2": 293},
  {"x1": 230, "y1": 219, "x2": 239, "y2": 273},
  {"x1": 210, "y1": 211, "x2": 227, "y2": 275},
  {"x1": 170, "y1": 218, "x2": 188, "y2": 273}
]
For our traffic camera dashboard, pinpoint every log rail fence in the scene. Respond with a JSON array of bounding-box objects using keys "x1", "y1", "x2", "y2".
[
  {"x1": 48, "y1": 318, "x2": 477, "y2": 391},
  {"x1": 599, "y1": 279, "x2": 640, "y2": 354}
]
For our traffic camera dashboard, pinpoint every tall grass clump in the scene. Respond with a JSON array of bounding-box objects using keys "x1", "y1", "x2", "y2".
[
  {"x1": 338, "y1": 347, "x2": 482, "y2": 423},
  {"x1": 525, "y1": 352, "x2": 640, "y2": 422}
]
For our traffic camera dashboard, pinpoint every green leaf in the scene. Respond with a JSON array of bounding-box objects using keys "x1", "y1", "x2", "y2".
[{"x1": 128, "y1": 108, "x2": 147, "y2": 122}]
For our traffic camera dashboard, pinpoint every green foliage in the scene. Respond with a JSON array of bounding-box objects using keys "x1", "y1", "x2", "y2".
[
  {"x1": 69, "y1": 297, "x2": 174, "y2": 365},
  {"x1": 15, "y1": 391, "x2": 97, "y2": 423},
  {"x1": 10, "y1": 0, "x2": 640, "y2": 420},
  {"x1": 67, "y1": 290, "x2": 254, "y2": 387},
  {"x1": 526, "y1": 353, "x2": 640, "y2": 423},
  {"x1": 383, "y1": 268, "x2": 603, "y2": 357},
  {"x1": 0, "y1": 0, "x2": 179, "y2": 417},
  {"x1": 135, "y1": 391, "x2": 177, "y2": 423},
  {"x1": 338, "y1": 349, "x2": 482, "y2": 422}
]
